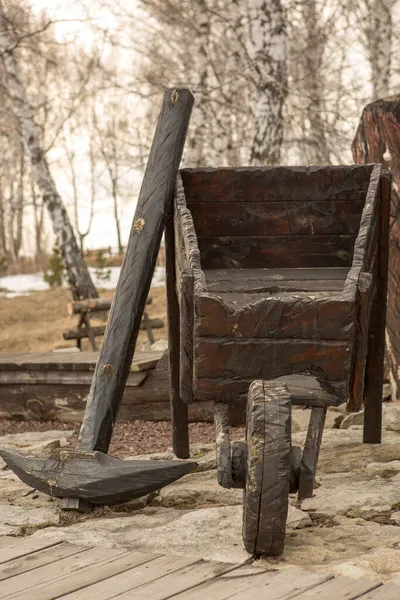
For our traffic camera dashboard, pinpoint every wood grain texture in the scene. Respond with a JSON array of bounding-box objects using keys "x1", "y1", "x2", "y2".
[
  {"x1": 196, "y1": 294, "x2": 353, "y2": 341},
  {"x1": 298, "y1": 406, "x2": 327, "y2": 501},
  {"x1": 352, "y1": 98, "x2": 399, "y2": 400},
  {"x1": 181, "y1": 166, "x2": 373, "y2": 203},
  {"x1": 189, "y1": 200, "x2": 364, "y2": 237},
  {"x1": 166, "y1": 184, "x2": 189, "y2": 458},
  {"x1": 198, "y1": 234, "x2": 357, "y2": 270},
  {"x1": 179, "y1": 269, "x2": 194, "y2": 405},
  {"x1": 78, "y1": 88, "x2": 193, "y2": 454},
  {"x1": 0, "y1": 448, "x2": 197, "y2": 505},
  {"x1": 243, "y1": 380, "x2": 291, "y2": 556},
  {"x1": 363, "y1": 173, "x2": 391, "y2": 443}
]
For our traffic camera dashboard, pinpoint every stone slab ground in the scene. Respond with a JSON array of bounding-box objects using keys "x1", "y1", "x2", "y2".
[{"x1": 2, "y1": 405, "x2": 400, "y2": 583}]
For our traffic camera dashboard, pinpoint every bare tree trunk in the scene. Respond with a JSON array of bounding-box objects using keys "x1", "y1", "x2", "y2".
[
  {"x1": 111, "y1": 176, "x2": 123, "y2": 255},
  {"x1": 301, "y1": 1, "x2": 330, "y2": 165},
  {"x1": 244, "y1": 0, "x2": 287, "y2": 165},
  {"x1": 187, "y1": 0, "x2": 210, "y2": 167},
  {"x1": 365, "y1": 0, "x2": 395, "y2": 99},
  {"x1": 14, "y1": 142, "x2": 24, "y2": 258},
  {"x1": 0, "y1": 179, "x2": 7, "y2": 258},
  {"x1": 31, "y1": 181, "x2": 44, "y2": 263},
  {"x1": 0, "y1": 13, "x2": 98, "y2": 300}
]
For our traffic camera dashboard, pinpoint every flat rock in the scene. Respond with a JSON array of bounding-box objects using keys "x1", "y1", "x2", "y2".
[
  {"x1": 32, "y1": 505, "x2": 250, "y2": 564},
  {"x1": 327, "y1": 547, "x2": 400, "y2": 583},
  {"x1": 282, "y1": 516, "x2": 400, "y2": 582},
  {"x1": 0, "y1": 430, "x2": 74, "y2": 449},
  {"x1": 287, "y1": 505, "x2": 312, "y2": 529},
  {"x1": 149, "y1": 470, "x2": 242, "y2": 508},
  {"x1": 340, "y1": 411, "x2": 364, "y2": 429},
  {"x1": 0, "y1": 504, "x2": 59, "y2": 535},
  {"x1": 302, "y1": 471, "x2": 400, "y2": 520},
  {"x1": 383, "y1": 405, "x2": 400, "y2": 432}
]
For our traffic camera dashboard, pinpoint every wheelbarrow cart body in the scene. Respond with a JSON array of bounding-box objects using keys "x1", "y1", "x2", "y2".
[{"x1": 168, "y1": 164, "x2": 390, "y2": 555}]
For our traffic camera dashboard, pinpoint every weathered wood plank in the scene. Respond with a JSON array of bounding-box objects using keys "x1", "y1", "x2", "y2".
[
  {"x1": 363, "y1": 173, "x2": 391, "y2": 444},
  {"x1": 196, "y1": 294, "x2": 353, "y2": 340},
  {"x1": 205, "y1": 266, "x2": 350, "y2": 285},
  {"x1": 359, "y1": 584, "x2": 400, "y2": 599},
  {"x1": 0, "y1": 546, "x2": 130, "y2": 598},
  {"x1": 198, "y1": 235, "x2": 357, "y2": 270},
  {"x1": 195, "y1": 378, "x2": 343, "y2": 406},
  {"x1": 190, "y1": 200, "x2": 364, "y2": 237},
  {"x1": 114, "y1": 559, "x2": 236, "y2": 600},
  {"x1": 181, "y1": 166, "x2": 372, "y2": 203},
  {"x1": 179, "y1": 269, "x2": 194, "y2": 404},
  {"x1": 0, "y1": 538, "x2": 62, "y2": 565},
  {"x1": 0, "y1": 543, "x2": 85, "y2": 581},
  {"x1": 60, "y1": 555, "x2": 200, "y2": 600},
  {"x1": 179, "y1": 568, "x2": 332, "y2": 600},
  {"x1": 67, "y1": 295, "x2": 152, "y2": 316},
  {"x1": 63, "y1": 319, "x2": 164, "y2": 342},
  {"x1": 195, "y1": 338, "x2": 352, "y2": 381},
  {"x1": 0, "y1": 350, "x2": 163, "y2": 372},
  {"x1": 2, "y1": 549, "x2": 161, "y2": 600},
  {"x1": 298, "y1": 406, "x2": 327, "y2": 500},
  {"x1": 290, "y1": 576, "x2": 380, "y2": 599},
  {"x1": 0, "y1": 370, "x2": 147, "y2": 386},
  {"x1": 166, "y1": 181, "x2": 190, "y2": 458}
]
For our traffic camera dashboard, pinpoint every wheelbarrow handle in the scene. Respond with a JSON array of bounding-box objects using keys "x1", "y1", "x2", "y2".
[{"x1": 79, "y1": 88, "x2": 194, "y2": 453}]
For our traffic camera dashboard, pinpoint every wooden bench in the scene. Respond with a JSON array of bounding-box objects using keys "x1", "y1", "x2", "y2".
[{"x1": 63, "y1": 294, "x2": 164, "y2": 351}]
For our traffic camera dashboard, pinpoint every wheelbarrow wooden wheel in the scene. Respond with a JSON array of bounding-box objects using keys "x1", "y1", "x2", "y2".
[{"x1": 243, "y1": 380, "x2": 291, "y2": 556}]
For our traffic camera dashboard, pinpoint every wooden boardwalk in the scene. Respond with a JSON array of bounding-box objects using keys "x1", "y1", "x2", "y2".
[
  {"x1": 0, "y1": 536, "x2": 398, "y2": 599},
  {"x1": 0, "y1": 349, "x2": 217, "y2": 423}
]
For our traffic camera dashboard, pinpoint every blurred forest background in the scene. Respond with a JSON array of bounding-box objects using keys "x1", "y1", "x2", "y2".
[{"x1": 0, "y1": 0, "x2": 399, "y2": 274}]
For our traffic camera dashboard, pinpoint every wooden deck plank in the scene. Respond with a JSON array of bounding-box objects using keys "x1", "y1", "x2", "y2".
[
  {"x1": 0, "y1": 350, "x2": 163, "y2": 372},
  {"x1": 359, "y1": 584, "x2": 400, "y2": 599},
  {"x1": 177, "y1": 566, "x2": 332, "y2": 600},
  {"x1": 0, "y1": 543, "x2": 85, "y2": 582},
  {"x1": 115, "y1": 559, "x2": 237, "y2": 600},
  {"x1": 0, "y1": 370, "x2": 147, "y2": 387},
  {"x1": 0, "y1": 538, "x2": 61, "y2": 565},
  {"x1": 61, "y1": 555, "x2": 200, "y2": 600},
  {"x1": 285, "y1": 576, "x2": 380, "y2": 599},
  {"x1": 0, "y1": 546, "x2": 130, "y2": 599}
]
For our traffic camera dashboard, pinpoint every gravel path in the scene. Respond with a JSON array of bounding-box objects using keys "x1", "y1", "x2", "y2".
[{"x1": 0, "y1": 420, "x2": 245, "y2": 457}]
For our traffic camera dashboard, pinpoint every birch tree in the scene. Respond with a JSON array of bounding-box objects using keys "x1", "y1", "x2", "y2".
[
  {"x1": 240, "y1": 0, "x2": 288, "y2": 165},
  {"x1": 0, "y1": 3, "x2": 98, "y2": 299}
]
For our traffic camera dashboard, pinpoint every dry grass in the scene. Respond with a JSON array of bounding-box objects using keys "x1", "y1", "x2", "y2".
[{"x1": 0, "y1": 285, "x2": 167, "y2": 354}]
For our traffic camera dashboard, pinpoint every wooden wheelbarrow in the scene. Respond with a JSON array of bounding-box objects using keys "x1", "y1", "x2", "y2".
[{"x1": 168, "y1": 164, "x2": 391, "y2": 555}]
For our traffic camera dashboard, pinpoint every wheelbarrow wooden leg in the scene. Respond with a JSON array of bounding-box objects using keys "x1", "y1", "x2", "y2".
[
  {"x1": 363, "y1": 174, "x2": 390, "y2": 444},
  {"x1": 165, "y1": 201, "x2": 189, "y2": 459},
  {"x1": 298, "y1": 406, "x2": 327, "y2": 501}
]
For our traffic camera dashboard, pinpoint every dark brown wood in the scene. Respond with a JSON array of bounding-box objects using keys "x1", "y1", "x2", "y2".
[
  {"x1": 166, "y1": 187, "x2": 190, "y2": 459},
  {"x1": 352, "y1": 99, "x2": 399, "y2": 401},
  {"x1": 348, "y1": 272, "x2": 375, "y2": 411},
  {"x1": 363, "y1": 174, "x2": 391, "y2": 443},
  {"x1": 198, "y1": 234, "x2": 357, "y2": 270},
  {"x1": 189, "y1": 200, "x2": 364, "y2": 238},
  {"x1": 194, "y1": 338, "x2": 352, "y2": 382},
  {"x1": 214, "y1": 401, "x2": 233, "y2": 488},
  {"x1": 196, "y1": 294, "x2": 353, "y2": 341},
  {"x1": 243, "y1": 380, "x2": 291, "y2": 556},
  {"x1": 179, "y1": 269, "x2": 194, "y2": 405},
  {"x1": 181, "y1": 166, "x2": 373, "y2": 203},
  {"x1": 0, "y1": 447, "x2": 196, "y2": 506},
  {"x1": 298, "y1": 406, "x2": 327, "y2": 501},
  {"x1": 78, "y1": 88, "x2": 193, "y2": 455}
]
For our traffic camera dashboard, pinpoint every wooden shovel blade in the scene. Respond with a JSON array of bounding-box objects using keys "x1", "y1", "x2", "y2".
[{"x1": 0, "y1": 447, "x2": 197, "y2": 505}]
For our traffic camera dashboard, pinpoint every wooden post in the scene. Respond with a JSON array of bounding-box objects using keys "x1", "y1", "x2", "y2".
[
  {"x1": 77, "y1": 89, "x2": 194, "y2": 454},
  {"x1": 165, "y1": 207, "x2": 190, "y2": 459},
  {"x1": 363, "y1": 174, "x2": 391, "y2": 443},
  {"x1": 298, "y1": 406, "x2": 327, "y2": 501},
  {"x1": 179, "y1": 268, "x2": 194, "y2": 405}
]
